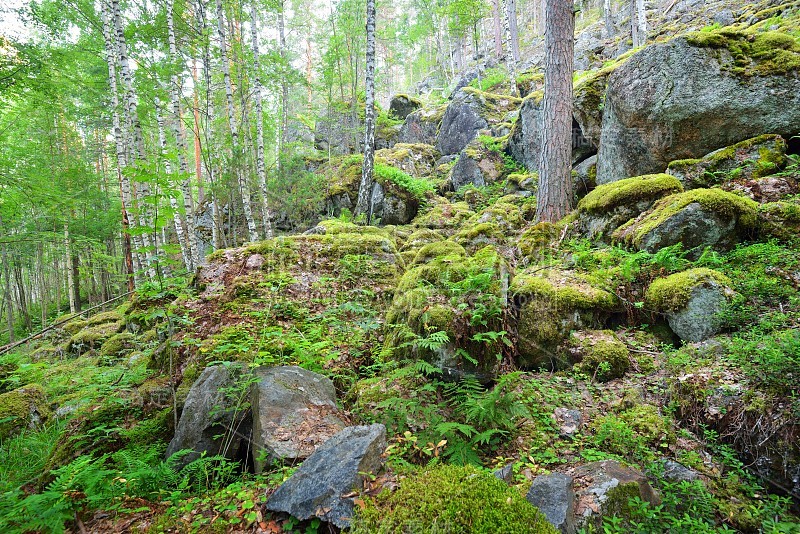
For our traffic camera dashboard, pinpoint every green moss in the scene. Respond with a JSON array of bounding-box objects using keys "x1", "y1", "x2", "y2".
[
  {"x1": 242, "y1": 238, "x2": 300, "y2": 264},
  {"x1": 511, "y1": 269, "x2": 617, "y2": 310},
  {"x1": 85, "y1": 310, "x2": 124, "y2": 327},
  {"x1": 412, "y1": 240, "x2": 466, "y2": 265},
  {"x1": 456, "y1": 222, "x2": 505, "y2": 243},
  {"x1": 578, "y1": 174, "x2": 684, "y2": 214},
  {"x1": 374, "y1": 163, "x2": 435, "y2": 201},
  {"x1": 569, "y1": 330, "x2": 630, "y2": 381},
  {"x1": 518, "y1": 223, "x2": 559, "y2": 259},
  {"x1": 619, "y1": 404, "x2": 675, "y2": 448},
  {"x1": 0, "y1": 384, "x2": 50, "y2": 439},
  {"x1": 614, "y1": 189, "x2": 760, "y2": 246},
  {"x1": 62, "y1": 318, "x2": 88, "y2": 335},
  {"x1": 685, "y1": 29, "x2": 800, "y2": 75},
  {"x1": 99, "y1": 332, "x2": 137, "y2": 360},
  {"x1": 351, "y1": 464, "x2": 558, "y2": 534},
  {"x1": 645, "y1": 268, "x2": 732, "y2": 312},
  {"x1": 68, "y1": 321, "x2": 124, "y2": 352},
  {"x1": 604, "y1": 481, "x2": 645, "y2": 520},
  {"x1": 401, "y1": 229, "x2": 445, "y2": 251},
  {"x1": 413, "y1": 198, "x2": 474, "y2": 230}
]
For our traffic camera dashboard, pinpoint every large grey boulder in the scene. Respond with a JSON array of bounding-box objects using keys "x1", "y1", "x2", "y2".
[
  {"x1": 398, "y1": 107, "x2": 443, "y2": 145},
  {"x1": 167, "y1": 365, "x2": 252, "y2": 469},
  {"x1": 526, "y1": 473, "x2": 576, "y2": 533},
  {"x1": 368, "y1": 182, "x2": 418, "y2": 225},
  {"x1": 266, "y1": 424, "x2": 386, "y2": 529},
  {"x1": 596, "y1": 34, "x2": 800, "y2": 184},
  {"x1": 436, "y1": 88, "x2": 520, "y2": 156},
  {"x1": 666, "y1": 283, "x2": 732, "y2": 342},
  {"x1": 315, "y1": 104, "x2": 363, "y2": 155},
  {"x1": 508, "y1": 93, "x2": 594, "y2": 172},
  {"x1": 251, "y1": 366, "x2": 346, "y2": 472}
]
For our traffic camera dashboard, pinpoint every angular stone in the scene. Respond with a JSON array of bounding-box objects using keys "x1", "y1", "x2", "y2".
[
  {"x1": 526, "y1": 473, "x2": 576, "y2": 533},
  {"x1": 251, "y1": 365, "x2": 346, "y2": 472},
  {"x1": 667, "y1": 284, "x2": 730, "y2": 342},
  {"x1": 266, "y1": 424, "x2": 387, "y2": 529},
  {"x1": 553, "y1": 408, "x2": 583, "y2": 439},
  {"x1": 388, "y1": 94, "x2": 422, "y2": 120},
  {"x1": 166, "y1": 364, "x2": 252, "y2": 469}
]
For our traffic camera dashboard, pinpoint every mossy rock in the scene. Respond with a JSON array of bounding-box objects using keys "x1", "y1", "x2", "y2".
[
  {"x1": 413, "y1": 197, "x2": 475, "y2": 230},
  {"x1": 618, "y1": 404, "x2": 675, "y2": 449},
  {"x1": 685, "y1": 29, "x2": 800, "y2": 76},
  {"x1": 85, "y1": 309, "x2": 124, "y2": 327},
  {"x1": 578, "y1": 174, "x2": 684, "y2": 214},
  {"x1": 61, "y1": 318, "x2": 88, "y2": 336},
  {"x1": 454, "y1": 222, "x2": 508, "y2": 251},
  {"x1": 68, "y1": 320, "x2": 124, "y2": 355},
  {"x1": 400, "y1": 229, "x2": 445, "y2": 252},
  {"x1": 351, "y1": 464, "x2": 559, "y2": 534},
  {"x1": 386, "y1": 246, "x2": 508, "y2": 381},
  {"x1": 667, "y1": 135, "x2": 788, "y2": 188},
  {"x1": 518, "y1": 222, "x2": 560, "y2": 264},
  {"x1": 0, "y1": 384, "x2": 51, "y2": 439},
  {"x1": 613, "y1": 188, "x2": 760, "y2": 254},
  {"x1": 512, "y1": 269, "x2": 618, "y2": 369},
  {"x1": 99, "y1": 332, "x2": 137, "y2": 361},
  {"x1": 759, "y1": 200, "x2": 800, "y2": 241},
  {"x1": 564, "y1": 330, "x2": 630, "y2": 382},
  {"x1": 645, "y1": 268, "x2": 731, "y2": 313}
]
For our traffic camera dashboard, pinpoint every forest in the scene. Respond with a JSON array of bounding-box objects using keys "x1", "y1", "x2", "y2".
[{"x1": 1, "y1": 0, "x2": 800, "y2": 531}]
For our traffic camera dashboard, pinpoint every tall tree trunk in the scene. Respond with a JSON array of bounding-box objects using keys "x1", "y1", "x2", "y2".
[
  {"x1": 537, "y1": 0, "x2": 575, "y2": 223},
  {"x1": 603, "y1": 0, "x2": 614, "y2": 38},
  {"x1": 355, "y1": 0, "x2": 377, "y2": 224},
  {"x1": 156, "y1": 98, "x2": 193, "y2": 271},
  {"x1": 64, "y1": 223, "x2": 77, "y2": 314},
  {"x1": 491, "y1": 0, "x2": 503, "y2": 58},
  {"x1": 101, "y1": 0, "x2": 136, "y2": 290},
  {"x1": 215, "y1": 0, "x2": 259, "y2": 242},
  {"x1": 167, "y1": 0, "x2": 201, "y2": 268},
  {"x1": 37, "y1": 242, "x2": 46, "y2": 328},
  {"x1": 250, "y1": 0, "x2": 274, "y2": 238},
  {"x1": 1, "y1": 217, "x2": 14, "y2": 343},
  {"x1": 191, "y1": 60, "x2": 206, "y2": 204},
  {"x1": 503, "y1": 0, "x2": 519, "y2": 96},
  {"x1": 506, "y1": 0, "x2": 521, "y2": 62},
  {"x1": 112, "y1": 0, "x2": 154, "y2": 277},
  {"x1": 277, "y1": 0, "x2": 289, "y2": 160},
  {"x1": 631, "y1": 0, "x2": 647, "y2": 47}
]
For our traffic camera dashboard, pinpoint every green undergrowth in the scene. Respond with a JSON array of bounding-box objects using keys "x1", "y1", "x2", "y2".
[{"x1": 685, "y1": 29, "x2": 800, "y2": 76}]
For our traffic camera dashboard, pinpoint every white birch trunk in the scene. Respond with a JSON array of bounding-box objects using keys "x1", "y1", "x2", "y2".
[
  {"x1": 250, "y1": 1, "x2": 274, "y2": 238},
  {"x1": 355, "y1": 0, "x2": 377, "y2": 223},
  {"x1": 215, "y1": 0, "x2": 259, "y2": 243},
  {"x1": 64, "y1": 223, "x2": 76, "y2": 314},
  {"x1": 503, "y1": 0, "x2": 519, "y2": 96}
]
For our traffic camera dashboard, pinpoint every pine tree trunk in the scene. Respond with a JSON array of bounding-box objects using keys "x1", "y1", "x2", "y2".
[
  {"x1": 491, "y1": 0, "x2": 503, "y2": 58},
  {"x1": 100, "y1": 0, "x2": 135, "y2": 290},
  {"x1": 215, "y1": 0, "x2": 259, "y2": 242},
  {"x1": 250, "y1": 0, "x2": 274, "y2": 238},
  {"x1": 167, "y1": 0, "x2": 201, "y2": 268},
  {"x1": 355, "y1": 0, "x2": 377, "y2": 224},
  {"x1": 1, "y1": 217, "x2": 14, "y2": 343},
  {"x1": 537, "y1": 0, "x2": 575, "y2": 223}
]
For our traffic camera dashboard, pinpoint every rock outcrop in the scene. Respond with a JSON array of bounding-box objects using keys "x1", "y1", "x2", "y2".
[
  {"x1": 436, "y1": 88, "x2": 520, "y2": 156},
  {"x1": 526, "y1": 473, "x2": 576, "y2": 534},
  {"x1": 597, "y1": 32, "x2": 800, "y2": 183}
]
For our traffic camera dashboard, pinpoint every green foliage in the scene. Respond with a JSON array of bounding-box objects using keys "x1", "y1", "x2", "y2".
[
  {"x1": 469, "y1": 67, "x2": 508, "y2": 92},
  {"x1": 374, "y1": 163, "x2": 435, "y2": 201},
  {"x1": 351, "y1": 464, "x2": 559, "y2": 534}
]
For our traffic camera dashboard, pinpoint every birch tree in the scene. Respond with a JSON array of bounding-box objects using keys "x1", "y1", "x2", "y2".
[
  {"x1": 355, "y1": 0, "x2": 377, "y2": 224},
  {"x1": 250, "y1": 0, "x2": 274, "y2": 239}
]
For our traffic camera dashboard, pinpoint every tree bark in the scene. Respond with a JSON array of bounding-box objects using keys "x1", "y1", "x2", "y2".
[
  {"x1": 277, "y1": 0, "x2": 289, "y2": 161},
  {"x1": 631, "y1": 0, "x2": 647, "y2": 48},
  {"x1": 167, "y1": 0, "x2": 201, "y2": 268},
  {"x1": 503, "y1": 0, "x2": 519, "y2": 96},
  {"x1": 215, "y1": 0, "x2": 259, "y2": 242},
  {"x1": 64, "y1": 223, "x2": 77, "y2": 314},
  {"x1": 355, "y1": 0, "x2": 377, "y2": 224},
  {"x1": 250, "y1": 0, "x2": 274, "y2": 239},
  {"x1": 100, "y1": 0, "x2": 135, "y2": 290},
  {"x1": 536, "y1": 0, "x2": 575, "y2": 223},
  {"x1": 603, "y1": 0, "x2": 614, "y2": 38},
  {"x1": 491, "y1": 0, "x2": 503, "y2": 58},
  {"x1": 506, "y1": 0, "x2": 521, "y2": 62},
  {"x1": 1, "y1": 217, "x2": 14, "y2": 343}
]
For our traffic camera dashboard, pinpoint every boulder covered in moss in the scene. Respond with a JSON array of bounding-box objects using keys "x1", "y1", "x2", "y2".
[
  {"x1": 67, "y1": 319, "x2": 124, "y2": 356},
  {"x1": 576, "y1": 173, "x2": 684, "y2": 240},
  {"x1": 646, "y1": 268, "x2": 734, "y2": 342},
  {"x1": 512, "y1": 269, "x2": 618, "y2": 369},
  {"x1": 454, "y1": 201, "x2": 525, "y2": 252},
  {"x1": 98, "y1": 332, "x2": 137, "y2": 361},
  {"x1": 385, "y1": 245, "x2": 509, "y2": 382},
  {"x1": 573, "y1": 460, "x2": 660, "y2": 530},
  {"x1": 0, "y1": 383, "x2": 51, "y2": 439},
  {"x1": 436, "y1": 87, "x2": 521, "y2": 155},
  {"x1": 563, "y1": 330, "x2": 630, "y2": 381},
  {"x1": 352, "y1": 464, "x2": 559, "y2": 534},
  {"x1": 759, "y1": 200, "x2": 800, "y2": 240},
  {"x1": 614, "y1": 188, "x2": 759, "y2": 255},
  {"x1": 596, "y1": 33, "x2": 800, "y2": 183},
  {"x1": 667, "y1": 135, "x2": 788, "y2": 189},
  {"x1": 412, "y1": 197, "x2": 474, "y2": 231},
  {"x1": 388, "y1": 94, "x2": 422, "y2": 120},
  {"x1": 448, "y1": 137, "x2": 508, "y2": 191}
]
